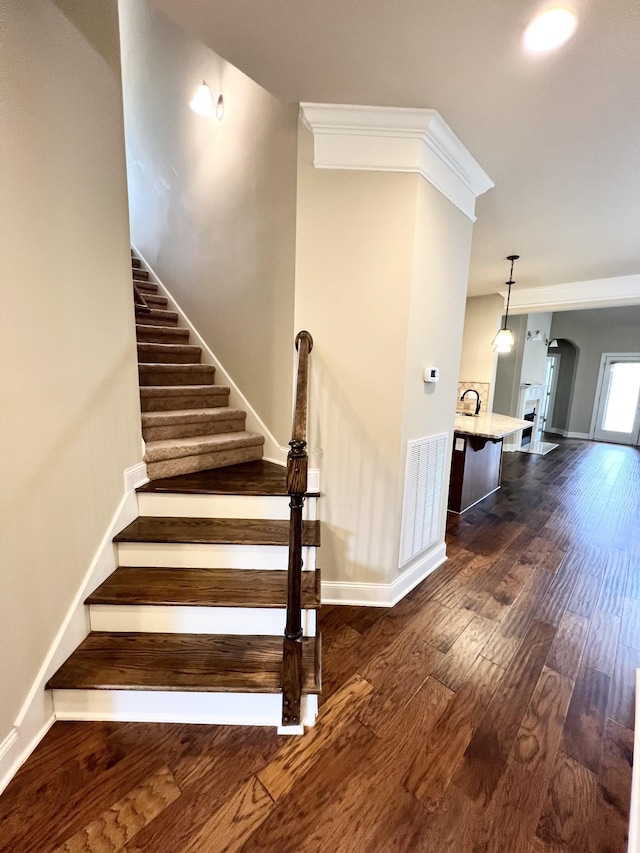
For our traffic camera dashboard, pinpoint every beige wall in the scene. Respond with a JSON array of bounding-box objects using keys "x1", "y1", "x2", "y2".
[
  {"x1": 295, "y1": 126, "x2": 474, "y2": 585},
  {"x1": 0, "y1": 0, "x2": 141, "y2": 739},
  {"x1": 294, "y1": 127, "x2": 415, "y2": 584},
  {"x1": 400, "y1": 180, "x2": 474, "y2": 560},
  {"x1": 459, "y1": 295, "x2": 503, "y2": 411},
  {"x1": 119, "y1": 0, "x2": 298, "y2": 446}
]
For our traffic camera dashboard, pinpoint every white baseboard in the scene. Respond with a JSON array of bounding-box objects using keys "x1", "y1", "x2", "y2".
[
  {"x1": 321, "y1": 543, "x2": 447, "y2": 606},
  {"x1": 629, "y1": 670, "x2": 640, "y2": 853},
  {"x1": 0, "y1": 717, "x2": 55, "y2": 797},
  {"x1": 0, "y1": 464, "x2": 141, "y2": 795},
  {"x1": 132, "y1": 245, "x2": 286, "y2": 464},
  {"x1": 544, "y1": 427, "x2": 591, "y2": 440}
]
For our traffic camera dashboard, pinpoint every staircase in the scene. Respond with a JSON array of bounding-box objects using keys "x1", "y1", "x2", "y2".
[
  {"x1": 46, "y1": 256, "x2": 321, "y2": 731},
  {"x1": 132, "y1": 256, "x2": 265, "y2": 479}
]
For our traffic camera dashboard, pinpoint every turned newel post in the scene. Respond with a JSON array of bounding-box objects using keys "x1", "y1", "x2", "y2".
[{"x1": 282, "y1": 331, "x2": 313, "y2": 727}]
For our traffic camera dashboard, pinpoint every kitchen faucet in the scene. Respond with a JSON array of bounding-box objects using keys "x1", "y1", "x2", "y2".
[{"x1": 460, "y1": 388, "x2": 481, "y2": 416}]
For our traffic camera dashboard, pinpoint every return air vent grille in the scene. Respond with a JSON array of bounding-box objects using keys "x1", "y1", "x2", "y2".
[{"x1": 399, "y1": 433, "x2": 448, "y2": 568}]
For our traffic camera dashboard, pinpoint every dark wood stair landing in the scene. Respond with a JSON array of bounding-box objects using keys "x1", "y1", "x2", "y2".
[{"x1": 137, "y1": 459, "x2": 320, "y2": 497}]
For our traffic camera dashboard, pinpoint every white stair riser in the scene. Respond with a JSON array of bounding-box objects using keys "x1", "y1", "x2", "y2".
[
  {"x1": 52, "y1": 690, "x2": 318, "y2": 727},
  {"x1": 117, "y1": 542, "x2": 317, "y2": 570},
  {"x1": 89, "y1": 605, "x2": 317, "y2": 636},
  {"x1": 137, "y1": 492, "x2": 317, "y2": 520}
]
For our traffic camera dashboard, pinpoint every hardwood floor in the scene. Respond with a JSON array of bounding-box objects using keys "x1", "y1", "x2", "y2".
[{"x1": 1, "y1": 438, "x2": 638, "y2": 852}]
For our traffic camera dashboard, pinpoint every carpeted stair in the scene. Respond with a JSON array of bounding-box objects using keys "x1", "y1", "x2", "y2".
[{"x1": 132, "y1": 253, "x2": 265, "y2": 479}]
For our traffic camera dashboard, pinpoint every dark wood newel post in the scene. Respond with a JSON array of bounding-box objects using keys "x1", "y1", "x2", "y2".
[{"x1": 282, "y1": 331, "x2": 313, "y2": 727}]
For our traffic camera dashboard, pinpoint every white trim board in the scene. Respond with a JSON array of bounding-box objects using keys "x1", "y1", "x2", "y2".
[
  {"x1": 132, "y1": 245, "x2": 287, "y2": 467},
  {"x1": 321, "y1": 543, "x2": 447, "y2": 606},
  {"x1": 507, "y1": 274, "x2": 640, "y2": 315},
  {"x1": 0, "y1": 463, "x2": 143, "y2": 796},
  {"x1": 300, "y1": 103, "x2": 493, "y2": 222},
  {"x1": 51, "y1": 690, "x2": 318, "y2": 728}
]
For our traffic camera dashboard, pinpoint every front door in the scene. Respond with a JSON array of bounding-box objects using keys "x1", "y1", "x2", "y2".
[{"x1": 593, "y1": 355, "x2": 640, "y2": 445}]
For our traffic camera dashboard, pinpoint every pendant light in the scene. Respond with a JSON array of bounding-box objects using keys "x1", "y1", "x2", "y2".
[{"x1": 493, "y1": 254, "x2": 519, "y2": 353}]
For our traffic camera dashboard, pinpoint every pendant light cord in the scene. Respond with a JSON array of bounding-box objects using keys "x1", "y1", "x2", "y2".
[{"x1": 503, "y1": 255, "x2": 517, "y2": 330}]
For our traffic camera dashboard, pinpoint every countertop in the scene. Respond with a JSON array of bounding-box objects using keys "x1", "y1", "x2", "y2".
[{"x1": 454, "y1": 412, "x2": 531, "y2": 439}]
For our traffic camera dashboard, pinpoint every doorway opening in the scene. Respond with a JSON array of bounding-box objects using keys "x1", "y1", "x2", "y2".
[{"x1": 592, "y1": 354, "x2": 640, "y2": 445}]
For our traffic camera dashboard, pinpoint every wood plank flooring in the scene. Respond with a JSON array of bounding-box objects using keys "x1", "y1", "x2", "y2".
[{"x1": 2, "y1": 437, "x2": 638, "y2": 852}]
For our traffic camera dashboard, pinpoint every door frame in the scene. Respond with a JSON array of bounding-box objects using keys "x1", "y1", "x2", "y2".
[
  {"x1": 590, "y1": 352, "x2": 640, "y2": 445},
  {"x1": 541, "y1": 353, "x2": 561, "y2": 432}
]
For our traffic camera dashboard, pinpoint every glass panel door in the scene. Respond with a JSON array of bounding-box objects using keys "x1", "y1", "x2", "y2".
[{"x1": 593, "y1": 356, "x2": 640, "y2": 445}]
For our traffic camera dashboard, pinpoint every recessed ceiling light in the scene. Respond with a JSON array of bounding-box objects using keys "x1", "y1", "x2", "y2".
[{"x1": 524, "y1": 8, "x2": 577, "y2": 53}]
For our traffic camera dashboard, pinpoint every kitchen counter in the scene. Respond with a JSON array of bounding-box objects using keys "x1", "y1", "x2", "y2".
[
  {"x1": 454, "y1": 412, "x2": 531, "y2": 439},
  {"x1": 449, "y1": 412, "x2": 531, "y2": 514}
]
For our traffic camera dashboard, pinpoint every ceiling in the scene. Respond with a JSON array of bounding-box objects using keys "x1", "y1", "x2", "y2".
[{"x1": 149, "y1": 0, "x2": 640, "y2": 299}]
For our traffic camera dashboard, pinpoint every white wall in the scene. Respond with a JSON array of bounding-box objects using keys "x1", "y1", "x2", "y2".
[
  {"x1": 493, "y1": 311, "x2": 552, "y2": 416},
  {"x1": 459, "y1": 294, "x2": 503, "y2": 410},
  {"x1": 119, "y1": 0, "x2": 298, "y2": 446},
  {"x1": 521, "y1": 312, "x2": 553, "y2": 384},
  {"x1": 295, "y1": 125, "x2": 474, "y2": 591},
  {"x1": 0, "y1": 0, "x2": 141, "y2": 750}
]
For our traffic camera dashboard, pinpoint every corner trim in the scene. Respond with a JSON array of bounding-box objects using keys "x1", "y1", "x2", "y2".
[
  {"x1": 125, "y1": 462, "x2": 148, "y2": 492},
  {"x1": 300, "y1": 103, "x2": 493, "y2": 221},
  {"x1": 321, "y1": 543, "x2": 447, "y2": 607}
]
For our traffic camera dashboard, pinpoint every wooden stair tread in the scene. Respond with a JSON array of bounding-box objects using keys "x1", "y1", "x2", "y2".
[
  {"x1": 46, "y1": 632, "x2": 320, "y2": 693},
  {"x1": 86, "y1": 567, "x2": 321, "y2": 608},
  {"x1": 115, "y1": 516, "x2": 321, "y2": 546},
  {"x1": 137, "y1": 459, "x2": 319, "y2": 496}
]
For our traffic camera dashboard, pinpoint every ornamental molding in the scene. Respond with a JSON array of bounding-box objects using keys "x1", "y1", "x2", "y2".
[{"x1": 300, "y1": 103, "x2": 493, "y2": 221}]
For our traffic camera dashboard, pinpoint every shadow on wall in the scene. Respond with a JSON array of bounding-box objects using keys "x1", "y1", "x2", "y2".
[
  {"x1": 307, "y1": 353, "x2": 401, "y2": 587},
  {"x1": 547, "y1": 338, "x2": 579, "y2": 434}
]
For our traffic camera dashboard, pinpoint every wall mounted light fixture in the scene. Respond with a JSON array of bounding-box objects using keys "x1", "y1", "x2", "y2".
[
  {"x1": 527, "y1": 330, "x2": 551, "y2": 345},
  {"x1": 189, "y1": 81, "x2": 214, "y2": 117},
  {"x1": 493, "y1": 254, "x2": 519, "y2": 353},
  {"x1": 189, "y1": 82, "x2": 224, "y2": 119}
]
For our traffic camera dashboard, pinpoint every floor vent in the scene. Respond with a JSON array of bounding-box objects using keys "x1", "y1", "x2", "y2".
[{"x1": 399, "y1": 433, "x2": 447, "y2": 568}]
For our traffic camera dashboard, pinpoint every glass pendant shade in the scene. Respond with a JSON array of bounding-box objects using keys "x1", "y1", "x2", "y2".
[
  {"x1": 189, "y1": 82, "x2": 214, "y2": 117},
  {"x1": 493, "y1": 328, "x2": 515, "y2": 353}
]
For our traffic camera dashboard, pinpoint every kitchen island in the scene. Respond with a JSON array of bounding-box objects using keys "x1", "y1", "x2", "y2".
[{"x1": 448, "y1": 413, "x2": 531, "y2": 513}]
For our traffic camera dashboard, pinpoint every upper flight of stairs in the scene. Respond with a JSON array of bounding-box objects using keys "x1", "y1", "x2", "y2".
[
  {"x1": 47, "y1": 461, "x2": 322, "y2": 730},
  {"x1": 131, "y1": 254, "x2": 265, "y2": 480}
]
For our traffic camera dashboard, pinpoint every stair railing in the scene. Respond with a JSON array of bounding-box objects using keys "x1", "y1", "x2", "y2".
[{"x1": 282, "y1": 330, "x2": 313, "y2": 727}]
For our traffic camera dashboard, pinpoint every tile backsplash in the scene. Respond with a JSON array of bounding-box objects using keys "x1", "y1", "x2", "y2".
[{"x1": 457, "y1": 381, "x2": 490, "y2": 414}]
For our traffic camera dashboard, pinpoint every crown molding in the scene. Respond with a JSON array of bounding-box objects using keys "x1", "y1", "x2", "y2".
[
  {"x1": 504, "y1": 274, "x2": 640, "y2": 314},
  {"x1": 300, "y1": 103, "x2": 493, "y2": 222}
]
